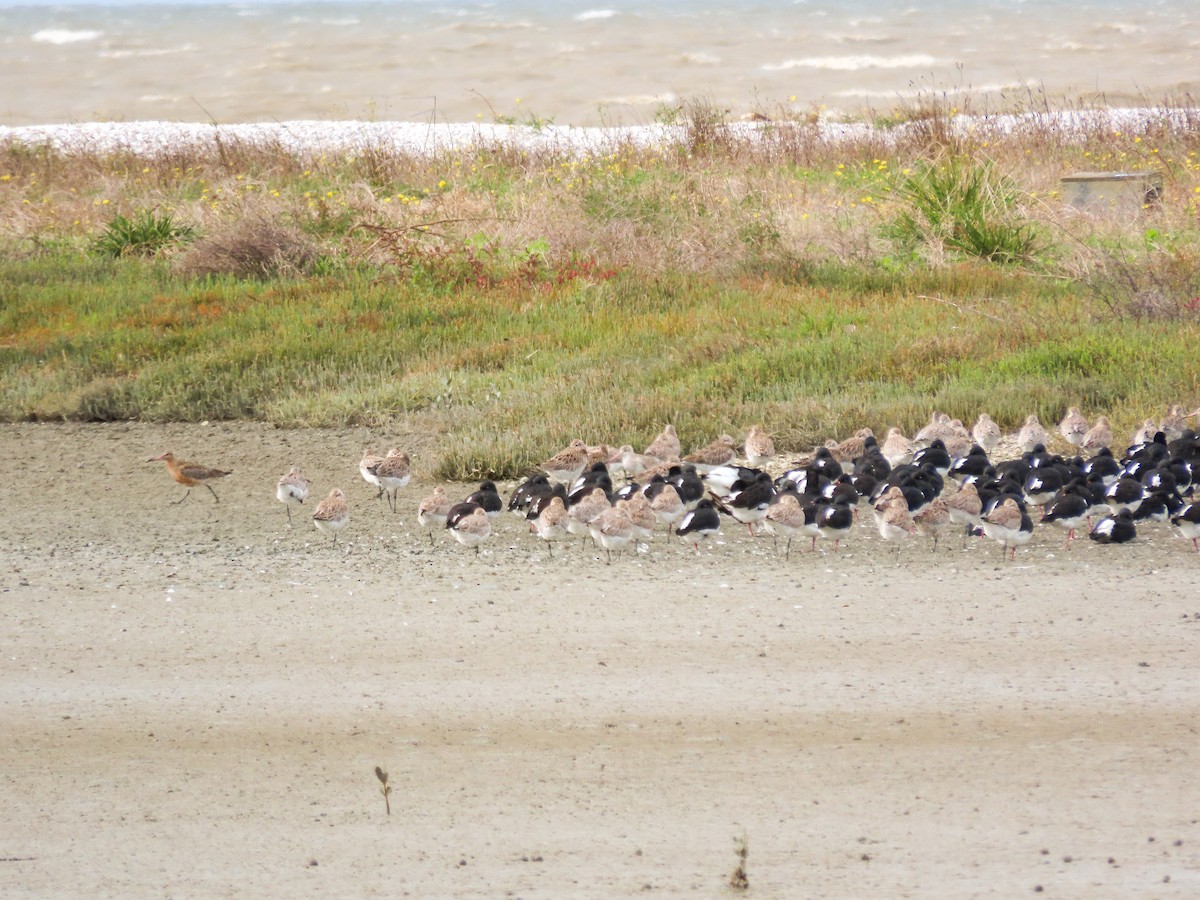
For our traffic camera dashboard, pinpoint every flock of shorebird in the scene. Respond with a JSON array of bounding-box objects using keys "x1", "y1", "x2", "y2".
[{"x1": 145, "y1": 404, "x2": 1200, "y2": 562}]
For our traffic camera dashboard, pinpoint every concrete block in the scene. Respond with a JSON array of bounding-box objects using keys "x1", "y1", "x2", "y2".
[{"x1": 1061, "y1": 172, "x2": 1163, "y2": 214}]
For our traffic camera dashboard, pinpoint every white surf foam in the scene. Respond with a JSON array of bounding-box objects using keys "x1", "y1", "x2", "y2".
[
  {"x1": 32, "y1": 29, "x2": 102, "y2": 44},
  {"x1": 2, "y1": 109, "x2": 1193, "y2": 159},
  {"x1": 763, "y1": 54, "x2": 939, "y2": 72},
  {"x1": 576, "y1": 10, "x2": 617, "y2": 21}
]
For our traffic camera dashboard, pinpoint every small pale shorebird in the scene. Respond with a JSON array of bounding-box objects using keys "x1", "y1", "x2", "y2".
[
  {"x1": 742, "y1": 425, "x2": 775, "y2": 467},
  {"x1": 830, "y1": 428, "x2": 873, "y2": 463},
  {"x1": 683, "y1": 435, "x2": 737, "y2": 473},
  {"x1": 971, "y1": 414, "x2": 1002, "y2": 454},
  {"x1": 148, "y1": 451, "x2": 232, "y2": 504},
  {"x1": 621, "y1": 493, "x2": 658, "y2": 544},
  {"x1": 1161, "y1": 404, "x2": 1198, "y2": 444},
  {"x1": 529, "y1": 494, "x2": 570, "y2": 555},
  {"x1": 981, "y1": 497, "x2": 1033, "y2": 560},
  {"x1": 643, "y1": 424, "x2": 682, "y2": 461},
  {"x1": 448, "y1": 506, "x2": 492, "y2": 554},
  {"x1": 764, "y1": 492, "x2": 818, "y2": 560},
  {"x1": 372, "y1": 449, "x2": 412, "y2": 513},
  {"x1": 566, "y1": 486, "x2": 611, "y2": 544},
  {"x1": 880, "y1": 427, "x2": 915, "y2": 467},
  {"x1": 359, "y1": 448, "x2": 385, "y2": 498},
  {"x1": 1081, "y1": 415, "x2": 1113, "y2": 451},
  {"x1": 914, "y1": 412, "x2": 955, "y2": 448},
  {"x1": 914, "y1": 498, "x2": 951, "y2": 551},
  {"x1": 1058, "y1": 407, "x2": 1089, "y2": 447},
  {"x1": 607, "y1": 445, "x2": 659, "y2": 479},
  {"x1": 1131, "y1": 418, "x2": 1159, "y2": 447},
  {"x1": 417, "y1": 486, "x2": 453, "y2": 543},
  {"x1": 646, "y1": 480, "x2": 686, "y2": 532},
  {"x1": 276, "y1": 466, "x2": 308, "y2": 524},
  {"x1": 1016, "y1": 414, "x2": 1049, "y2": 453},
  {"x1": 589, "y1": 504, "x2": 636, "y2": 563},
  {"x1": 312, "y1": 488, "x2": 350, "y2": 545},
  {"x1": 540, "y1": 439, "x2": 590, "y2": 484},
  {"x1": 943, "y1": 481, "x2": 984, "y2": 546},
  {"x1": 876, "y1": 496, "x2": 917, "y2": 555}
]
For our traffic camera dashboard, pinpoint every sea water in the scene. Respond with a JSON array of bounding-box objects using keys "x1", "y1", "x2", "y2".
[{"x1": 0, "y1": 0, "x2": 1196, "y2": 127}]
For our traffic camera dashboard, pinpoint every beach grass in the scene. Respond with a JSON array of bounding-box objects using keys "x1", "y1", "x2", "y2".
[{"x1": 2, "y1": 97, "x2": 1199, "y2": 478}]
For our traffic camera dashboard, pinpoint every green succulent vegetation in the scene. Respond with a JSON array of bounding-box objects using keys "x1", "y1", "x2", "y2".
[
  {"x1": 2, "y1": 95, "x2": 1198, "y2": 479},
  {"x1": 93, "y1": 209, "x2": 196, "y2": 258}
]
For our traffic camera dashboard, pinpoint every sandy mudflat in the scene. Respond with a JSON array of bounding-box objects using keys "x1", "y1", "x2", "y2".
[{"x1": 2, "y1": 421, "x2": 1199, "y2": 898}]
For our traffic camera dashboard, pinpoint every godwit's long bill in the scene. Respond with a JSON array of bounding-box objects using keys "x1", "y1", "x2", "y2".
[{"x1": 148, "y1": 451, "x2": 231, "y2": 504}]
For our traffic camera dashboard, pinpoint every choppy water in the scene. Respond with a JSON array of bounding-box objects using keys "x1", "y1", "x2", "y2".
[{"x1": 1, "y1": 0, "x2": 1197, "y2": 126}]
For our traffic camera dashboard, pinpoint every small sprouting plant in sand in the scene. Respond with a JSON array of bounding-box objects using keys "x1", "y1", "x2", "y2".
[
  {"x1": 375, "y1": 766, "x2": 391, "y2": 816},
  {"x1": 729, "y1": 832, "x2": 749, "y2": 891}
]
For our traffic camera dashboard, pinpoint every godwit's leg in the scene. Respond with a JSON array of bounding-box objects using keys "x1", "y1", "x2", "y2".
[
  {"x1": 286, "y1": 505, "x2": 292, "y2": 524},
  {"x1": 205, "y1": 483, "x2": 220, "y2": 503},
  {"x1": 784, "y1": 538, "x2": 792, "y2": 562},
  {"x1": 172, "y1": 489, "x2": 191, "y2": 505}
]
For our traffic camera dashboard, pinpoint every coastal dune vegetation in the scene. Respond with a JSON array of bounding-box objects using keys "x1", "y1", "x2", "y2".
[{"x1": 2, "y1": 96, "x2": 1198, "y2": 479}]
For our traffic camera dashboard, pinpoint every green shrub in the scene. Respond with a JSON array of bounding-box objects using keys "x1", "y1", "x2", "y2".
[
  {"x1": 887, "y1": 158, "x2": 1039, "y2": 263},
  {"x1": 93, "y1": 209, "x2": 196, "y2": 258}
]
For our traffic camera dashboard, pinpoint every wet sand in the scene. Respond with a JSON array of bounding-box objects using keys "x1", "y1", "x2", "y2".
[{"x1": 2, "y1": 421, "x2": 1199, "y2": 897}]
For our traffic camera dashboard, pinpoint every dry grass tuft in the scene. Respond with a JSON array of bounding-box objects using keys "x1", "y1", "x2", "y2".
[{"x1": 174, "y1": 217, "x2": 321, "y2": 279}]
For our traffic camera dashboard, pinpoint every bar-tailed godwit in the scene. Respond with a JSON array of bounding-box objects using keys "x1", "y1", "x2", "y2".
[
  {"x1": 417, "y1": 485, "x2": 452, "y2": 543},
  {"x1": 643, "y1": 424, "x2": 681, "y2": 461},
  {"x1": 359, "y1": 448, "x2": 385, "y2": 498},
  {"x1": 764, "y1": 492, "x2": 818, "y2": 559},
  {"x1": 312, "y1": 488, "x2": 350, "y2": 545},
  {"x1": 971, "y1": 414, "x2": 1002, "y2": 454},
  {"x1": 276, "y1": 466, "x2": 308, "y2": 523},
  {"x1": 148, "y1": 451, "x2": 232, "y2": 504},
  {"x1": 1016, "y1": 415, "x2": 1049, "y2": 453},
  {"x1": 372, "y1": 449, "x2": 412, "y2": 513},
  {"x1": 1058, "y1": 407, "x2": 1089, "y2": 447},
  {"x1": 1081, "y1": 415, "x2": 1113, "y2": 450},
  {"x1": 913, "y1": 498, "x2": 951, "y2": 551},
  {"x1": 880, "y1": 427, "x2": 915, "y2": 467},
  {"x1": 589, "y1": 504, "x2": 636, "y2": 563},
  {"x1": 980, "y1": 497, "x2": 1032, "y2": 560},
  {"x1": 529, "y1": 495, "x2": 569, "y2": 554},
  {"x1": 607, "y1": 445, "x2": 659, "y2": 479},
  {"x1": 683, "y1": 435, "x2": 737, "y2": 473},
  {"x1": 540, "y1": 439, "x2": 589, "y2": 484},
  {"x1": 742, "y1": 425, "x2": 775, "y2": 467},
  {"x1": 448, "y1": 506, "x2": 492, "y2": 554}
]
